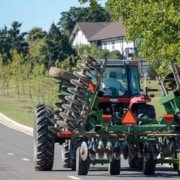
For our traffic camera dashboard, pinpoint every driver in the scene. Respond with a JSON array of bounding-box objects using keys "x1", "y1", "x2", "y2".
[{"x1": 104, "y1": 71, "x2": 120, "y2": 90}]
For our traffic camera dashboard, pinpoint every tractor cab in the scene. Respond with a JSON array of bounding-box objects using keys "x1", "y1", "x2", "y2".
[{"x1": 99, "y1": 60, "x2": 141, "y2": 98}]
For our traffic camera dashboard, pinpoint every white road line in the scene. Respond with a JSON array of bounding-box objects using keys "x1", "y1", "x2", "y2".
[
  {"x1": 68, "y1": 176, "x2": 81, "y2": 180},
  {"x1": 21, "y1": 158, "x2": 30, "y2": 161},
  {"x1": 7, "y1": 152, "x2": 14, "y2": 156}
]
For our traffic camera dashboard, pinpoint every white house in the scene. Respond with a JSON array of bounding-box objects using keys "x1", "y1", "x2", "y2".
[{"x1": 69, "y1": 20, "x2": 137, "y2": 58}]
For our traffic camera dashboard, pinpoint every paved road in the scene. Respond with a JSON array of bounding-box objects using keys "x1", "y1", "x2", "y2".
[{"x1": 0, "y1": 116, "x2": 179, "y2": 180}]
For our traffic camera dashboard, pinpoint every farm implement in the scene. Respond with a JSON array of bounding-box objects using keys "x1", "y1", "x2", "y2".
[{"x1": 33, "y1": 55, "x2": 180, "y2": 176}]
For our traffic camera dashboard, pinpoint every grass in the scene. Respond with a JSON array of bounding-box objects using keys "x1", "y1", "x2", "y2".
[
  {"x1": 0, "y1": 95, "x2": 34, "y2": 127},
  {"x1": 0, "y1": 77, "x2": 57, "y2": 128},
  {"x1": 0, "y1": 79, "x2": 166, "y2": 128}
]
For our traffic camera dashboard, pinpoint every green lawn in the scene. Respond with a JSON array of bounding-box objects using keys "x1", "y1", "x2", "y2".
[{"x1": 0, "y1": 95, "x2": 34, "y2": 127}]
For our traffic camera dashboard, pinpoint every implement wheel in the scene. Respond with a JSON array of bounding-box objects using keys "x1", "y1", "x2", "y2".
[
  {"x1": 143, "y1": 152, "x2": 156, "y2": 175},
  {"x1": 70, "y1": 137, "x2": 82, "y2": 171},
  {"x1": 76, "y1": 147, "x2": 89, "y2": 175},
  {"x1": 34, "y1": 104, "x2": 55, "y2": 171},
  {"x1": 108, "y1": 158, "x2": 121, "y2": 175}
]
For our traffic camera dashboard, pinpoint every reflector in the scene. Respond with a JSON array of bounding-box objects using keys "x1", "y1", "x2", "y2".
[
  {"x1": 122, "y1": 110, "x2": 137, "y2": 124},
  {"x1": 57, "y1": 131, "x2": 72, "y2": 138},
  {"x1": 164, "y1": 114, "x2": 174, "y2": 124},
  {"x1": 102, "y1": 114, "x2": 112, "y2": 124}
]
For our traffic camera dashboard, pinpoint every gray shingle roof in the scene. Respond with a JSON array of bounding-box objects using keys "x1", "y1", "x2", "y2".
[
  {"x1": 89, "y1": 21, "x2": 125, "y2": 41},
  {"x1": 69, "y1": 20, "x2": 125, "y2": 43},
  {"x1": 77, "y1": 22, "x2": 110, "y2": 39}
]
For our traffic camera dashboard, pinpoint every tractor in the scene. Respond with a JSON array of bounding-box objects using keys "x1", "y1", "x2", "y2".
[{"x1": 33, "y1": 55, "x2": 180, "y2": 176}]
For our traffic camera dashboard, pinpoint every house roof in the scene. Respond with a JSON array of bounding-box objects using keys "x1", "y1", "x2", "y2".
[
  {"x1": 69, "y1": 20, "x2": 126, "y2": 43},
  {"x1": 89, "y1": 21, "x2": 125, "y2": 41},
  {"x1": 69, "y1": 22, "x2": 110, "y2": 43}
]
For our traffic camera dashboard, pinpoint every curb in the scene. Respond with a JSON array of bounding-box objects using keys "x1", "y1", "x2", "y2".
[{"x1": 0, "y1": 113, "x2": 33, "y2": 136}]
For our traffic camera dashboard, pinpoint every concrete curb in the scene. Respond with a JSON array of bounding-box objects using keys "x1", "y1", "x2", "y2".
[{"x1": 0, "y1": 113, "x2": 33, "y2": 136}]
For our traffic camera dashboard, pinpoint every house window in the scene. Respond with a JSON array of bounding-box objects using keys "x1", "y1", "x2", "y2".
[{"x1": 103, "y1": 42, "x2": 107, "y2": 46}]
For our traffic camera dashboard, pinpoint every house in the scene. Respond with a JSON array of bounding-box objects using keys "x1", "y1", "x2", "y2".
[{"x1": 69, "y1": 20, "x2": 137, "y2": 57}]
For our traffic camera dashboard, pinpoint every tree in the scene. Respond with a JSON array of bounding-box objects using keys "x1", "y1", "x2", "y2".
[
  {"x1": 40, "y1": 23, "x2": 76, "y2": 69},
  {"x1": 26, "y1": 27, "x2": 47, "y2": 43},
  {"x1": 79, "y1": 0, "x2": 180, "y2": 75},
  {"x1": 26, "y1": 28, "x2": 47, "y2": 63},
  {"x1": 0, "y1": 21, "x2": 28, "y2": 64},
  {"x1": 75, "y1": 44, "x2": 123, "y2": 59},
  {"x1": 58, "y1": 5, "x2": 111, "y2": 36},
  {"x1": 8, "y1": 21, "x2": 29, "y2": 57}
]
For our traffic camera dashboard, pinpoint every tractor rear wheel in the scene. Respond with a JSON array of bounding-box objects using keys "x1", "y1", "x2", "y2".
[
  {"x1": 34, "y1": 104, "x2": 55, "y2": 171},
  {"x1": 136, "y1": 104, "x2": 156, "y2": 120}
]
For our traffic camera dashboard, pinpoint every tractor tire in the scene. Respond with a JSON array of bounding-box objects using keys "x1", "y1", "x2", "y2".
[
  {"x1": 62, "y1": 140, "x2": 70, "y2": 168},
  {"x1": 108, "y1": 158, "x2": 121, "y2": 175},
  {"x1": 76, "y1": 147, "x2": 89, "y2": 175},
  {"x1": 34, "y1": 104, "x2": 55, "y2": 171},
  {"x1": 136, "y1": 104, "x2": 156, "y2": 120},
  {"x1": 49, "y1": 67, "x2": 76, "y2": 82}
]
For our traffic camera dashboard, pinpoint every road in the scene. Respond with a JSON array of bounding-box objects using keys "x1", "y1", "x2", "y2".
[{"x1": 0, "y1": 118, "x2": 179, "y2": 180}]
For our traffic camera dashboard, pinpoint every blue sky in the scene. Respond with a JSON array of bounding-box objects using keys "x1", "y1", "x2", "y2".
[{"x1": 0, "y1": 0, "x2": 106, "y2": 32}]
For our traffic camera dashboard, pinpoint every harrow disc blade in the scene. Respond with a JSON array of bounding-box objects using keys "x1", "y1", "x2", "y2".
[
  {"x1": 64, "y1": 96, "x2": 82, "y2": 106},
  {"x1": 62, "y1": 104, "x2": 80, "y2": 114},
  {"x1": 68, "y1": 88, "x2": 86, "y2": 97},
  {"x1": 73, "y1": 71, "x2": 92, "y2": 81},
  {"x1": 60, "y1": 112, "x2": 76, "y2": 121},
  {"x1": 70, "y1": 79, "x2": 88, "y2": 89}
]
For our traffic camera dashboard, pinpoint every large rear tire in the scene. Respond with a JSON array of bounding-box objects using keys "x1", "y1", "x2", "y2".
[
  {"x1": 136, "y1": 104, "x2": 156, "y2": 120},
  {"x1": 34, "y1": 104, "x2": 55, "y2": 171}
]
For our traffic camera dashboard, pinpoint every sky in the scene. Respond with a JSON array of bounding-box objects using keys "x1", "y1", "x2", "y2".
[{"x1": 0, "y1": 0, "x2": 106, "y2": 33}]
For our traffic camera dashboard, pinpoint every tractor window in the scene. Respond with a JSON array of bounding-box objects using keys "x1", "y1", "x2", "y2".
[
  {"x1": 129, "y1": 66, "x2": 140, "y2": 95},
  {"x1": 100, "y1": 67, "x2": 128, "y2": 96}
]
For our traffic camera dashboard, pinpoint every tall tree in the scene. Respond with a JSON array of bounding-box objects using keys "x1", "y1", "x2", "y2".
[
  {"x1": 26, "y1": 27, "x2": 46, "y2": 43},
  {"x1": 40, "y1": 23, "x2": 76, "y2": 68},
  {"x1": 8, "y1": 21, "x2": 28, "y2": 57},
  {"x1": 79, "y1": 0, "x2": 180, "y2": 74},
  {"x1": 0, "y1": 21, "x2": 28, "y2": 64},
  {"x1": 58, "y1": 5, "x2": 111, "y2": 36},
  {"x1": 0, "y1": 26, "x2": 11, "y2": 64}
]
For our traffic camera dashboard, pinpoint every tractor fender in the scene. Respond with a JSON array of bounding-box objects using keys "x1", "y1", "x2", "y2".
[{"x1": 129, "y1": 95, "x2": 151, "y2": 109}]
